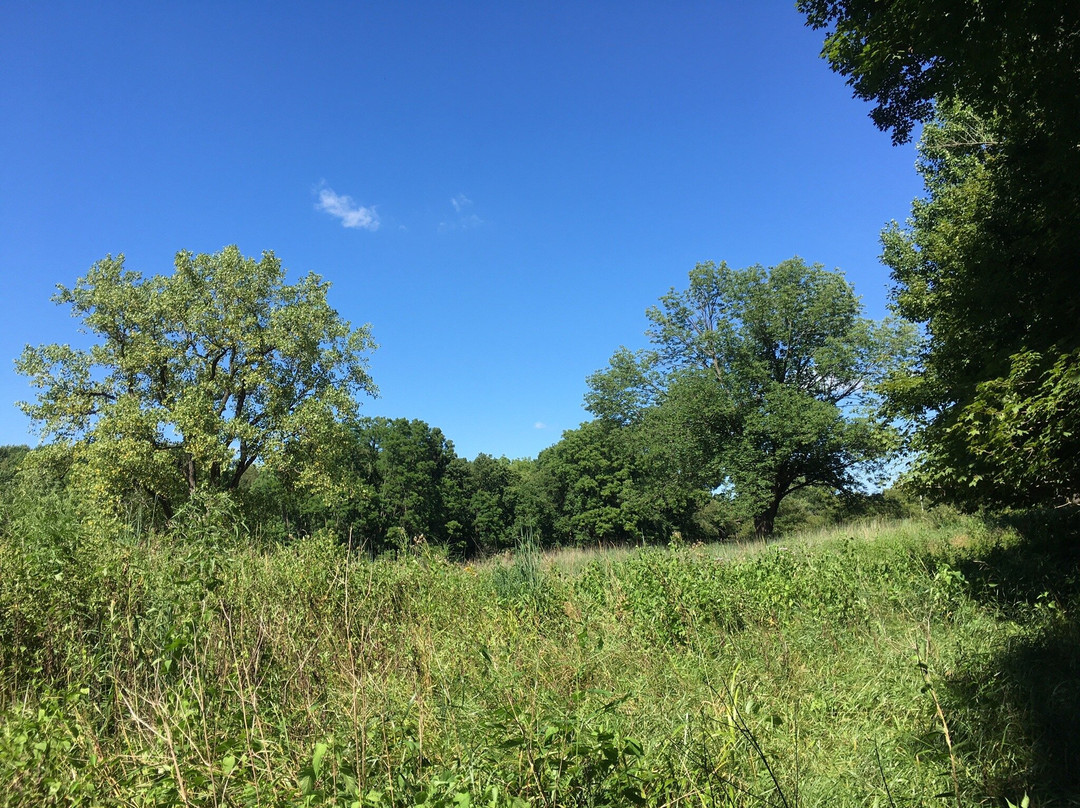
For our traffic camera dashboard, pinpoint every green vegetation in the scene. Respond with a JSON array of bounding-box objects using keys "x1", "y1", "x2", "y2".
[
  {"x1": 2, "y1": 479, "x2": 1077, "y2": 805},
  {"x1": 0, "y1": 445, "x2": 29, "y2": 489},
  {"x1": 799, "y1": 1, "x2": 1080, "y2": 510},
  {"x1": 879, "y1": 104, "x2": 1080, "y2": 508},
  {"x1": 16, "y1": 246, "x2": 377, "y2": 522},
  {"x1": 535, "y1": 418, "x2": 706, "y2": 547},
  {"x1": 4, "y1": 4, "x2": 1079, "y2": 804},
  {"x1": 13, "y1": 249, "x2": 924, "y2": 549},
  {"x1": 245, "y1": 421, "x2": 558, "y2": 558},
  {"x1": 586, "y1": 258, "x2": 916, "y2": 537}
]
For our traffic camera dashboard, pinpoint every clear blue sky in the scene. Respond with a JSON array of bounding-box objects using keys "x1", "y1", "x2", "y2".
[{"x1": 0, "y1": 2, "x2": 922, "y2": 461}]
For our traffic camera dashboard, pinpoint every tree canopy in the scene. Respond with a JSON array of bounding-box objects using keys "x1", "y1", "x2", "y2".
[
  {"x1": 587, "y1": 258, "x2": 915, "y2": 537},
  {"x1": 880, "y1": 106, "x2": 1080, "y2": 506},
  {"x1": 17, "y1": 246, "x2": 377, "y2": 519},
  {"x1": 801, "y1": 1, "x2": 1080, "y2": 510},
  {"x1": 535, "y1": 419, "x2": 705, "y2": 546},
  {"x1": 797, "y1": 0, "x2": 1080, "y2": 146}
]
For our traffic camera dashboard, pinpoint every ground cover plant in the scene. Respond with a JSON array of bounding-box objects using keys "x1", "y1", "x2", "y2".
[{"x1": 2, "y1": 481, "x2": 1077, "y2": 807}]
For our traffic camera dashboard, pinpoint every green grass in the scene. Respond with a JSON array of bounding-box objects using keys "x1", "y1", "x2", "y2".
[{"x1": 1, "y1": 493, "x2": 1077, "y2": 806}]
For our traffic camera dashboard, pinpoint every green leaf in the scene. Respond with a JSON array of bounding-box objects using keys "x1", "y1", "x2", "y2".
[{"x1": 311, "y1": 741, "x2": 328, "y2": 778}]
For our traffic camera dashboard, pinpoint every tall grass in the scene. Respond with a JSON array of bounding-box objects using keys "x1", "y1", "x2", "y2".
[{"x1": 1, "y1": 489, "x2": 1076, "y2": 806}]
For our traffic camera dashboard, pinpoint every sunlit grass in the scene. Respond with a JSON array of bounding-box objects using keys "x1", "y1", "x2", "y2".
[{"x1": 1, "y1": 498, "x2": 1075, "y2": 806}]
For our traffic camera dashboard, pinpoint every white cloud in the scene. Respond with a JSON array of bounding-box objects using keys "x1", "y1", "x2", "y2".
[
  {"x1": 316, "y1": 186, "x2": 379, "y2": 230},
  {"x1": 534, "y1": 422, "x2": 547, "y2": 430},
  {"x1": 439, "y1": 194, "x2": 484, "y2": 232}
]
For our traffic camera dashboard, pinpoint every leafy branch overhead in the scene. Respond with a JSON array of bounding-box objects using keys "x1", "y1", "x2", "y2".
[
  {"x1": 17, "y1": 245, "x2": 377, "y2": 517},
  {"x1": 798, "y1": 0, "x2": 1080, "y2": 146}
]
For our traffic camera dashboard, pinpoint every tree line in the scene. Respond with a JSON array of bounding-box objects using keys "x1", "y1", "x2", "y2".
[
  {"x1": 9, "y1": 1, "x2": 1078, "y2": 547},
  {"x1": 9, "y1": 247, "x2": 916, "y2": 551}
]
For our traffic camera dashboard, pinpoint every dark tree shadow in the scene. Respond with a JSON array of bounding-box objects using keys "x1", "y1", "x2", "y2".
[{"x1": 943, "y1": 508, "x2": 1080, "y2": 805}]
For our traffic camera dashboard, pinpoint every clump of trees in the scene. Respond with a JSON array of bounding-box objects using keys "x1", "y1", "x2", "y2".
[
  {"x1": 255, "y1": 418, "x2": 552, "y2": 557},
  {"x1": 256, "y1": 415, "x2": 717, "y2": 556},
  {"x1": 799, "y1": 0, "x2": 1080, "y2": 509},
  {"x1": 586, "y1": 257, "x2": 916, "y2": 537},
  {"x1": 12, "y1": 246, "x2": 921, "y2": 552}
]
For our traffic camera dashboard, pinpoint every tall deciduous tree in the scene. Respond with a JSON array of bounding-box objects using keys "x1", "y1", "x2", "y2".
[
  {"x1": 537, "y1": 420, "x2": 651, "y2": 546},
  {"x1": 797, "y1": 0, "x2": 1080, "y2": 147},
  {"x1": 536, "y1": 419, "x2": 709, "y2": 546},
  {"x1": 587, "y1": 258, "x2": 915, "y2": 537},
  {"x1": 880, "y1": 106, "x2": 1080, "y2": 505},
  {"x1": 800, "y1": 1, "x2": 1080, "y2": 508},
  {"x1": 17, "y1": 246, "x2": 377, "y2": 518},
  {"x1": 348, "y1": 417, "x2": 457, "y2": 548}
]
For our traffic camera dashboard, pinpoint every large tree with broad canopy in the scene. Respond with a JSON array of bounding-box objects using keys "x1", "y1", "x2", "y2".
[
  {"x1": 586, "y1": 258, "x2": 915, "y2": 537},
  {"x1": 17, "y1": 245, "x2": 377, "y2": 519}
]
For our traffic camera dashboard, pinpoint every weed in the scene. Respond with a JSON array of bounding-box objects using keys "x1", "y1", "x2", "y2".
[{"x1": 0, "y1": 501, "x2": 1075, "y2": 805}]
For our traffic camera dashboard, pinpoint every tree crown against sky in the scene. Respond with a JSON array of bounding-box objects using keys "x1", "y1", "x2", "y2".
[
  {"x1": 798, "y1": 0, "x2": 1080, "y2": 145},
  {"x1": 799, "y1": 1, "x2": 1080, "y2": 509},
  {"x1": 586, "y1": 258, "x2": 916, "y2": 536},
  {"x1": 16, "y1": 246, "x2": 377, "y2": 519}
]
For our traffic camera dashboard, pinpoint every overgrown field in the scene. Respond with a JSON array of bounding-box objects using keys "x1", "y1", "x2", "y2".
[{"x1": 1, "y1": 493, "x2": 1078, "y2": 806}]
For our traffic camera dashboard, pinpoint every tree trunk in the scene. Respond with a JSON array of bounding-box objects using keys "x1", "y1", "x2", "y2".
[
  {"x1": 754, "y1": 496, "x2": 782, "y2": 540},
  {"x1": 183, "y1": 456, "x2": 197, "y2": 494}
]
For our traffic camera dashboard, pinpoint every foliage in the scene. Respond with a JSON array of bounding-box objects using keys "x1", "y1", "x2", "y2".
[
  {"x1": 880, "y1": 105, "x2": 1080, "y2": 508},
  {"x1": 536, "y1": 419, "x2": 710, "y2": 546},
  {"x1": 465, "y1": 454, "x2": 525, "y2": 555},
  {"x1": 356, "y1": 418, "x2": 455, "y2": 545},
  {"x1": 307, "y1": 416, "x2": 460, "y2": 554},
  {"x1": 2, "y1": 476, "x2": 1077, "y2": 805},
  {"x1": 254, "y1": 428, "x2": 552, "y2": 558},
  {"x1": 538, "y1": 420, "x2": 640, "y2": 547},
  {"x1": 910, "y1": 347, "x2": 1080, "y2": 507},
  {"x1": 0, "y1": 445, "x2": 29, "y2": 489},
  {"x1": 797, "y1": 0, "x2": 1080, "y2": 147},
  {"x1": 16, "y1": 246, "x2": 377, "y2": 519},
  {"x1": 772, "y1": 485, "x2": 920, "y2": 536},
  {"x1": 490, "y1": 531, "x2": 555, "y2": 612},
  {"x1": 587, "y1": 257, "x2": 916, "y2": 536},
  {"x1": 801, "y1": 3, "x2": 1080, "y2": 510}
]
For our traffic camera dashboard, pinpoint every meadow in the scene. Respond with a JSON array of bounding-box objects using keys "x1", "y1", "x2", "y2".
[{"x1": 1, "y1": 489, "x2": 1077, "y2": 806}]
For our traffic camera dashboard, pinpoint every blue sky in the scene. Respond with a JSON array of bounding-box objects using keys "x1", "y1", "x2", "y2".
[{"x1": 0, "y1": 2, "x2": 922, "y2": 461}]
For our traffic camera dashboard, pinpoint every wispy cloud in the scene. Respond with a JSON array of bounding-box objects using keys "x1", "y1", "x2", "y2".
[
  {"x1": 316, "y1": 185, "x2": 379, "y2": 230},
  {"x1": 534, "y1": 422, "x2": 547, "y2": 430},
  {"x1": 439, "y1": 193, "x2": 484, "y2": 232}
]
